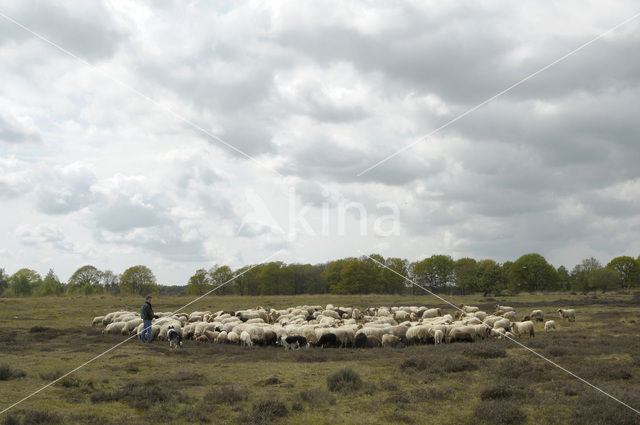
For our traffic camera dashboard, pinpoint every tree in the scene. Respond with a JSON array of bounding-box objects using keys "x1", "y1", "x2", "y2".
[
  {"x1": 209, "y1": 265, "x2": 235, "y2": 295},
  {"x1": 324, "y1": 259, "x2": 351, "y2": 293},
  {"x1": 556, "y1": 266, "x2": 570, "y2": 291},
  {"x1": 333, "y1": 258, "x2": 381, "y2": 294},
  {"x1": 35, "y1": 269, "x2": 64, "y2": 296},
  {"x1": 8, "y1": 269, "x2": 42, "y2": 296},
  {"x1": 508, "y1": 254, "x2": 558, "y2": 293},
  {"x1": 101, "y1": 270, "x2": 120, "y2": 295},
  {"x1": 67, "y1": 265, "x2": 104, "y2": 295},
  {"x1": 0, "y1": 268, "x2": 8, "y2": 295},
  {"x1": 186, "y1": 268, "x2": 211, "y2": 296},
  {"x1": 570, "y1": 257, "x2": 602, "y2": 293},
  {"x1": 606, "y1": 256, "x2": 640, "y2": 289},
  {"x1": 454, "y1": 258, "x2": 478, "y2": 293},
  {"x1": 413, "y1": 255, "x2": 455, "y2": 292},
  {"x1": 381, "y1": 257, "x2": 409, "y2": 294},
  {"x1": 120, "y1": 265, "x2": 158, "y2": 296},
  {"x1": 475, "y1": 259, "x2": 508, "y2": 296}
]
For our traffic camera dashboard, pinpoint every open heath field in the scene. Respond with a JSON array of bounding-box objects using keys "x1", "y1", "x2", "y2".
[{"x1": 1, "y1": 292, "x2": 640, "y2": 425}]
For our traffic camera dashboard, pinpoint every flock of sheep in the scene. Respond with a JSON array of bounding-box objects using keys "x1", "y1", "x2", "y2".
[{"x1": 93, "y1": 303, "x2": 576, "y2": 349}]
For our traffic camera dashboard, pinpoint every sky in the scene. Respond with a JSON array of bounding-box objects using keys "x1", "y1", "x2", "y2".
[{"x1": 1, "y1": 0, "x2": 640, "y2": 285}]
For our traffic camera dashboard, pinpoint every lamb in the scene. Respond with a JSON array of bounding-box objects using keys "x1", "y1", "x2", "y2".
[
  {"x1": 544, "y1": 320, "x2": 556, "y2": 331},
  {"x1": 227, "y1": 331, "x2": 240, "y2": 344},
  {"x1": 240, "y1": 331, "x2": 253, "y2": 347},
  {"x1": 530, "y1": 310, "x2": 544, "y2": 322},
  {"x1": 381, "y1": 334, "x2": 403, "y2": 347},
  {"x1": 216, "y1": 331, "x2": 228, "y2": 344},
  {"x1": 428, "y1": 328, "x2": 444, "y2": 344},
  {"x1": 557, "y1": 309, "x2": 575, "y2": 322},
  {"x1": 510, "y1": 321, "x2": 535, "y2": 338}
]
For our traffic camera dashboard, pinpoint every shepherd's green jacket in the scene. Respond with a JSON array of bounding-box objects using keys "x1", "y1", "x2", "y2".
[{"x1": 140, "y1": 301, "x2": 154, "y2": 320}]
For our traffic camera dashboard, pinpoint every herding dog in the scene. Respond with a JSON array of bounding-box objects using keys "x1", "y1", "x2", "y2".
[{"x1": 167, "y1": 325, "x2": 183, "y2": 349}]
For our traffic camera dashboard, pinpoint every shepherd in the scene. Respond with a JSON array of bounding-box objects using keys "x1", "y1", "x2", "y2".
[{"x1": 140, "y1": 295, "x2": 158, "y2": 343}]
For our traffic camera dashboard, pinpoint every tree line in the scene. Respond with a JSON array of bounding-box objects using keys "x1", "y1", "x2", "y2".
[{"x1": 2, "y1": 253, "x2": 639, "y2": 298}]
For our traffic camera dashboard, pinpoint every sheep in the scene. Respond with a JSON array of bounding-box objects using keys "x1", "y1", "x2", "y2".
[
  {"x1": 405, "y1": 325, "x2": 429, "y2": 345},
  {"x1": 421, "y1": 308, "x2": 442, "y2": 319},
  {"x1": 317, "y1": 333, "x2": 338, "y2": 348},
  {"x1": 459, "y1": 304, "x2": 479, "y2": 313},
  {"x1": 521, "y1": 315, "x2": 531, "y2": 322},
  {"x1": 103, "y1": 322, "x2": 127, "y2": 335},
  {"x1": 227, "y1": 331, "x2": 240, "y2": 344},
  {"x1": 448, "y1": 327, "x2": 474, "y2": 343},
  {"x1": 544, "y1": 320, "x2": 556, "y2": 331},
  {"x1": 503, "y1": 311, "x2": 517, "y2": 321},
  {"x1": 366, "y1": 334, "x2": 382, "y2": 348},
  {"x1": 281, "y1": 335, "x2": 308, "y2": 350},
  {"x1": 492, "y1": 310, "x2": 505, "y2": 316},
  {"x1": 428, "y1": 328, "x2": 444, "y2": 344},
  {"x1": 240, "y1": 331, "x2": 253, "y2": 347},
  {"x1": 354, "y1": 332, "x2": 367, "y2": 348},
  {"x1": 92, "y1": 316, "x2": 105, "y2": 326},
  {"x1": 530, "y1": 310, "x2": 544, "y2": 322},
  {"x1": 121, "y1": 318, "x2": 143, "y2": 335},
  {"x1": 493, "y1": 318, "x2": 511, "y2": 331},
  {"x1": 216, "y1": 331, "x2": 228, "y2": 344},
  {"x1": 496, "y1": 305, "x2": 514, "y2": 312},
  {"x1": 511, "y1": 321, "x2": 535, "y2": 338},
  {"x1": 382, "y1": 334, "x2": 403, "y2": 347},
  {"x1": 557, "y1": 309, "x2": 575, "y2": 322}
]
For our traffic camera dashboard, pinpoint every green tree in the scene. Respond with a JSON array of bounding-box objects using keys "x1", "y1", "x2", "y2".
[
  {"x1": 209, "y1": 265, "x2": 235, "y2": 295},
  {"x1": 101, "y1": 270, "x2": 120, "y2": 295},
  {"x1": 35, "y1": 269, "x2": 64, "y2": 296},
  {"x1": 477, "y1": 260, "x2": 508, "y2": 296},
  {"x1": 186, "y1": 268, "x2": 211, "y2": 296},
  {"x1": 324, "y1": 259, "x2": 351, "y2": 293},
  {"x1": 508, "y1": 254, "x2": 558, "y2": 293},
  {"x1": 67, "y1": 265, "x2": 104, "y2": 295},
  {"x1": 381, "y1": 257, "x2": 409, "y2": 294},
  {"x1": 556, "y1": 265, "x2": 570, "y2": 291},
  {"x1": 454, "y1": 258, "x2": 478, "y2": 293},
  {"x1": 120, "y1": 265, "x2": 158, "y2": 296},
  {"x1": 606, "y1": 256, "x2": 640, "y2": 289},
  {"x1": 570, "y1": 257, "x2": 602, "y2": 293},
  {"x1": 413, "y1": 255, "x2": 455, "y2": 292},
  {"x1": 588, "y1": 267, "x2": 619, "y2": 293},
  {"x1": 8, "y1": 269, "x2": 42, "y2": 296},
  {"x1": 0, "y1": 268, "x2": 8, "y2": 295}
]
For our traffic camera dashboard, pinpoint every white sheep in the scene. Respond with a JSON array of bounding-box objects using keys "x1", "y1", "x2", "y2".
[
  {"x1": 92, "y1": 316, "x2": 105, "y2": 326},
  {"x1": 240, "y1": 331, "x2": 253, "y2": 347},
  {"x1": 227, "y1": 331, "x2": 240, "y2": 344},
  {"x1": 557, "y1": 309, "x2": 575, "y2": 322},
  {"x1": 544, "y1": 320, "x2": 556, "y2": 331},
  {"x1": 493, "y1": 318, "x2": 511, "y2": 331},
  {"x1": 530, "y1": 310, "x2": 544, "y2": 322},
  {"x1": 421, "y1": 308, "x2": 441, "y2": 319},
  {"x1": 496, "y1": 304, "x2": 514, "y2": 312},
  {"x1": 503, "y1": 311, "x2": 517, "y2": 321},
  {"x1": 428, "y1": 328, "x2": 444, "y2": 344},
  {"x1": 511, "y1": 321, "x2": 535, "y2": 338},
  {"x1": 382, "y1": 334, "x2": 402, "y2": 347}
]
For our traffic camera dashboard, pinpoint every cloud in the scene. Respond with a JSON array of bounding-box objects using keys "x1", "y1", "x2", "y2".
[
  {"x1": 0, "y1": 156, "x2": 31, "y2": 198},
  {"x1": 16, "y1": 223, "x2": 74, "y2": 252},
  {"x1": 35, "y1": 163, "x2": 96, "y2": 214},
  {"x1": 0, "y1": 111, "x2": 41, "y2": 144}
]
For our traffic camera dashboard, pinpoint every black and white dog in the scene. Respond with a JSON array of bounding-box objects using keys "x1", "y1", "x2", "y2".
[
  {"x1": 167, "y1": 325, "x2": 183, "y2": 349},
  {"x1": 280, "y1": 335, "x2": 308, "y2": 350}
]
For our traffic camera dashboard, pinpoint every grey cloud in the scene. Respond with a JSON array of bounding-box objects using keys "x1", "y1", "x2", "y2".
[
  {"x1": 35, "y1": 164, "x2": 96, "y2": 214},
  {"x1": 0, "y1": 113, "x2": 41, "y2": 144},
  {"x1": 17, "y1": 223, "x2": 74, "y2": 252},
  {"x1": 0, "y1": 1, "x2": 125, "y2": 61}
]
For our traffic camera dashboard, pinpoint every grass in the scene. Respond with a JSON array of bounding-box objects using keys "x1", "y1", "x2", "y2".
[{"x1": 0, "y1": 292, "x2": 639, "y2": 424}]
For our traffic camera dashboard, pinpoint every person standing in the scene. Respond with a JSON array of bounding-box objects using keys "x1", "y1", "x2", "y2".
[{"x1": 140, "y1": 295, "x2": 158, "y2": 343}]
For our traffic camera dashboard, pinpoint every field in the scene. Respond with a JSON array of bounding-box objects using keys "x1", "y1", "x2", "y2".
[{"x1": 1, "y1": 292, "x2": 639, "y2": 425}]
